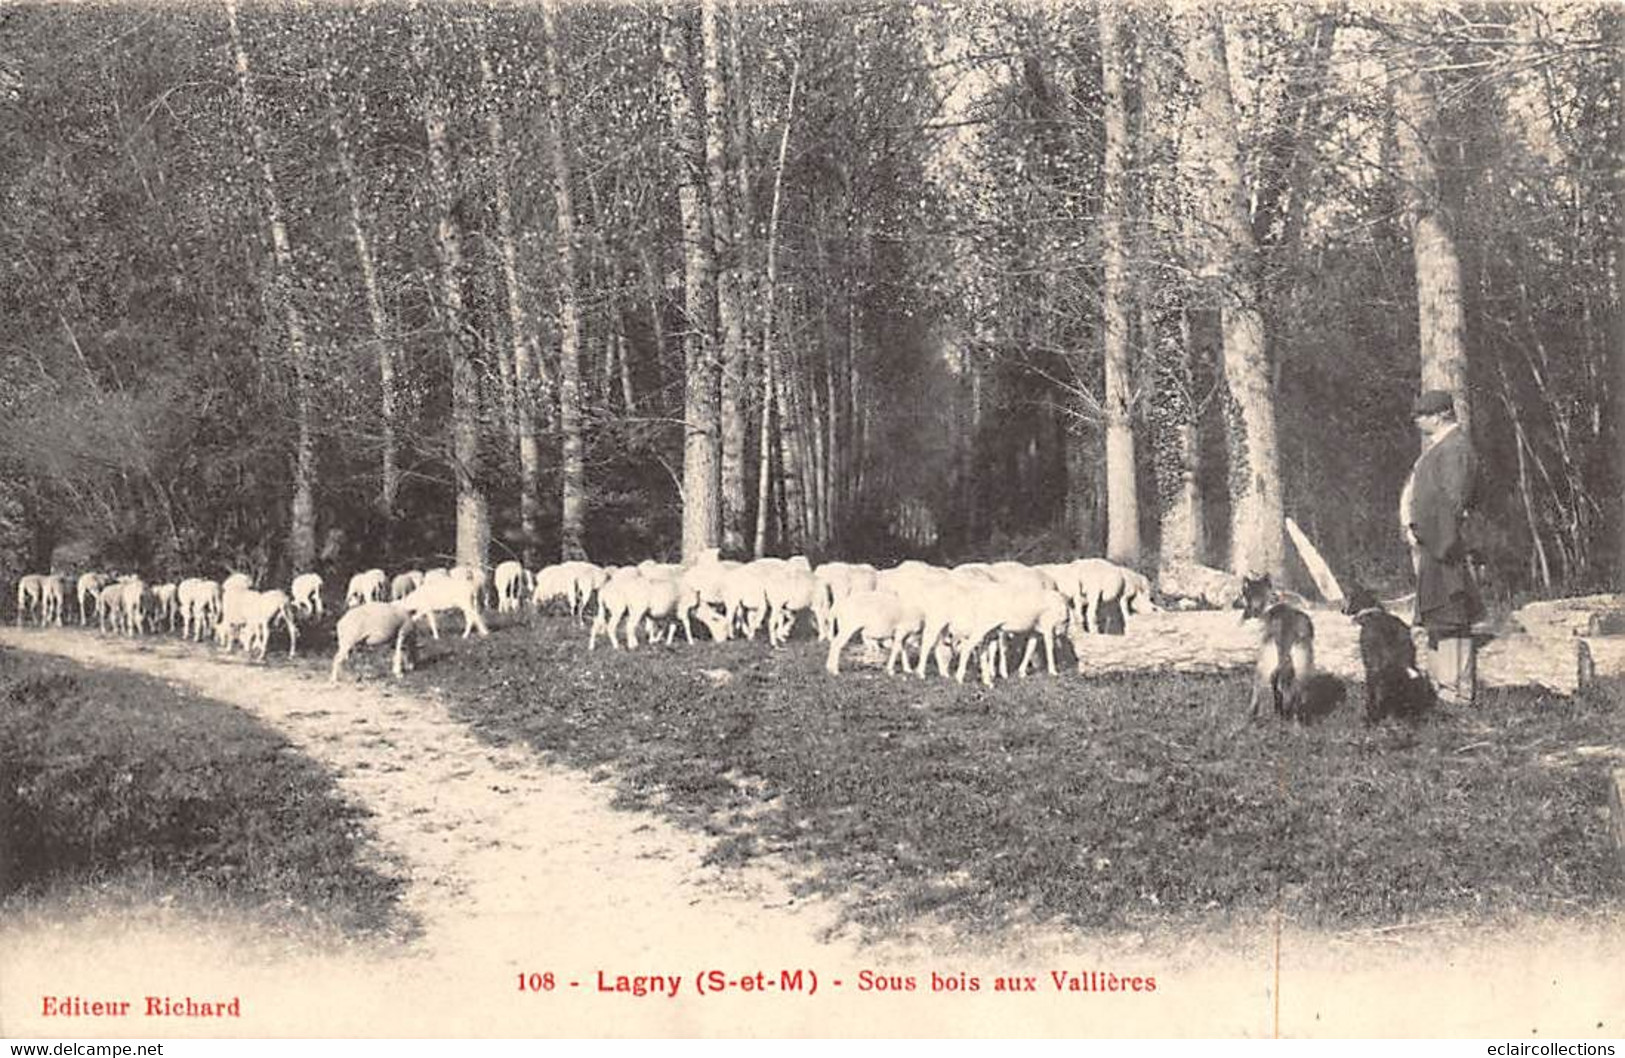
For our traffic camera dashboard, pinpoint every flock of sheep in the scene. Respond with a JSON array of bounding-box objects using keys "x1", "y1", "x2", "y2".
[{"x1": 10, "y1": 552, "x2": 1159, "y2": 687}]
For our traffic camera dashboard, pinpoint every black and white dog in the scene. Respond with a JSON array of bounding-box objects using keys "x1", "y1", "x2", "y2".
[{"x1": 1342, "y1": 583, "x2": 1434, "y2": 723}]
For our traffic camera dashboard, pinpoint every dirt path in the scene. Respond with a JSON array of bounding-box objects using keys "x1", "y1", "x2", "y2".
[{"x1": 2, "y1": 626, "x2": 1621, "y2": 1038}]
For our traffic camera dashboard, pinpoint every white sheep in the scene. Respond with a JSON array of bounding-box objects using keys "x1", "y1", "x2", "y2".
[
  {"x1": 1120, "y1": 567, "x2": 1160, "y2": 614},
  {"x1": 116, "y1": 578, "x2": 150, "y2": 637},
  {"x1": 222, "y1": 572, "x2": 254, "y2": 594},
  {"x1": 390, "y1": 570, "x2": 424, "y2": 601},
  {"x1": 238, "y1": 589, "x2": 298, "y2": 659},
  {"x1": 215, "y1": 584, "x2": 256, "y2": 650},
  {"x1": 15, "y1": 574, "x2": 43, "y2": 627},
  {"x1": 718, "y1": 557, "x2": 810, "y2": 641},
  {"x1": 178, "y1": 578, "x2": 222, "y2": 642},
  {"x1": 678, "y1": 552, "x2": 740, "y2": 641},
  {"x1": 824, "y1": 590, "x2": 926, "y2": 675},
  {"x1": 330, "y1": 602, "x2": 418, "y2": 683},
  {"x1": 763, "y1": 566, "x2": 821, "y2": 646},
  {"x1": 398, "y1": 577, "x2": 489, "y2": 640},
  {"x1": 976, "y1": 587, "x2": 1072, "y2": 682},
  {"x1": 812, "y1": 562, "x2": 878, "y2": 640},
  {"x1": 153, "y1": 582, "x2": 180, "y2": 632},
  {"x1": 345, "y1": 568, "x2": 388, "y2": 608},
  {"x1": 494, "y1": 560, "x2": 530, "y2": 614},
  {"x1": 590, "y1": 569, "x2": 687, "y2": 650},
  {"x1": 96, "y1": 582, "x2": 125, "y2": 634},
  {"x1": 291, "y1": 572, "x2": 325, "y2": 618},
  {"x1": 532, "y1": 562, "x2": 608, "y2": 622},
  {"x1": 77, "y1": 572, "x2": 107, "y2": 626},
  {"x1": 449, "y1": 565, "x2": 491, "y2": 609}
]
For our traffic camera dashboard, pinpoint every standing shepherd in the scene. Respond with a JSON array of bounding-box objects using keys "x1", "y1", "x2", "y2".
[{"x1": 1399, "y1": 389, "x2": 1483, "y2": 706}]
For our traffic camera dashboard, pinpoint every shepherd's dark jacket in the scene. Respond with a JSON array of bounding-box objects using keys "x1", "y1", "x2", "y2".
[{"x1": 1405, "y1": 424, "x2": 1483, "y2": 634}]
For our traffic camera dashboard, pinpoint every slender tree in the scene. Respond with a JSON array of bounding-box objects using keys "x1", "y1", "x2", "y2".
[
  {"x1": 539, "y1": 0, "x2": 588, "y2": 561},
  {"x1": 662, "y1": 3, "x2": 721, "y2": 559},
  {"x1": 477, "y1": 17, "x2": 546, "y2": 565},
  {"x1": 410, "y1": 0, "x2": 488, "y2": 572},
  {"x1": 1099, "y1": 2, "x2": 1140, "y2": 566},
  {"x1": 224, "y1": 0, "x2": 317, "y2": 575}
]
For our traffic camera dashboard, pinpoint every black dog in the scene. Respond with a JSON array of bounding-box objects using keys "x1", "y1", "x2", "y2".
[{"x1": 1342, "y1": 583, "x2": 1434, "y2": 723}]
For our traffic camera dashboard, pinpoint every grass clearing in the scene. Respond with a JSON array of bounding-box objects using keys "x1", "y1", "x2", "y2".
[
  {"x1": 0, "y1": 645, "x2": 409, "y2": 943},
  {"x1": 394, "y1": 614, "x2": 1625, "y2": 938}
]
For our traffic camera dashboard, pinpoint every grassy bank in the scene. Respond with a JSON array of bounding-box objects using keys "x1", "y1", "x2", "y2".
[
  {"x1": 0, "y1": 646, "x2": 407, "y2": 940},
  {"x1": 407, "y1": 616, "x2": 1624, "y2": 936}
]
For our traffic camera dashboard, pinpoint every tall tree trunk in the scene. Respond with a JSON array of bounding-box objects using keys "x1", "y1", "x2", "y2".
[
  {"x1": 541, "y1": 0, "x2": 588, "y2": 561},
  {"x1": 1183, "y1": 3, "x2": 1284, "y2": 579},
  {"x1": 700, "y1": 0, "x2": 748, "y2": 556},
  {"x1": 478, "y1": 24, "x2": 544, "y2": 566},
  {"x1": 225, "y1": 0, "x2": 316, "y2": 574},
  {"x1": 753, "y1": 58, "x2": 799, "y2": 557},
  {"x1": 1614, "y1": 7, "x2": 1625, "y2": 582},
  {"x1": 662, "y1": 4, "x2": 721, "y2": 560},
  {"x1": 1099, "y1": 3, "x2": 1139, "y2": 566},
  {"x1": 411, "y1": 0, "x2": 487, "y2": 572},
  {"x1": 1390, "y1": 35, "x2": 1471, "y2": 440}
]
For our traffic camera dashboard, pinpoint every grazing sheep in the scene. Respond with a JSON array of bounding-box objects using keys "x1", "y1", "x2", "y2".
[
  {"x1": 152, "y1": 582, "x2": 180, "y2": 632},
  {"x1": 824, "y1": 590, "x2": 926, "y2": 675},
  {"x1": 1120, "y1": 567, "x2": 1159, "y2": 614},
  {"x1": 533, "y1": 561, "x2": 610, "y2": 623},
  {"x1": 398, "y1": 577, "x2": 489, "y2": 640},
  {"x1": 390, "y1": 570, "x2": 424, "y2": 601},
  {"x1": 678, "y1": 552, "x2": 741, "y2": 641},
  {"x1": 718, "y1": 558, "x2": 810, "y2": 641},
  {"x1": 449, "y1": 565, "x2": 491, "y2": 609},
  {"x1": 77, "y1": 572, "x2": 108, "y2": 626},
  {"x1": 178, "y1": 578, "x2": 222, "y2": 642},
  {"x1": 215, "y1": 584, "x2": 256, "y2": 650},
  {"x1": 763, "y1": 565, "x2": 821, "y2": 646},
  {"x1": 345, "y1": 568, "x2": 388, "y2": 608},
  {"x1": 590, "y1": 569, "x2": 687, "y2": 650},
  {"x1": 222, "y1": 572, "x2": 254, "y2": 595},
  {"x1": 96, "y1": 583, "x2": 126, "y2": 634},
  {"x1": 15, "y1": 574, "x2": 44, "y2": 627},
  {"x1": 291, "y1": 572, "x2": 324, "y2": 618},
  {"x1": 978, "y1": 587, "x2": 1072, "y2": 682},
  {"x1": 239, "y1": 589, "x2": 299, "y2": 660},
  {"x1": 494, "y1": 560, "x2": 530, "y2": 614},
  {"x1": 117, "y1": 578, "x2": 150, "y2": 637},
  {"x1": 813, "y1": 562, "x2": 878, "y2": 640},
  {"x1": 330, "y1": 602, "x2": 418, "y2": 683}
]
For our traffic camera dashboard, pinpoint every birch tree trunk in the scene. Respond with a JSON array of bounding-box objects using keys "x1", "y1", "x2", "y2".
[
  {"x1": 702, "y1": 0, "x2": 749, "y2": 556},
  {"x1": 225, "y1": 0, "x2": 316, "y2": 574},
  {"x1": 478, "y1": 22, "x2": 545, "y2": 565},
  {"x1": 1099, "y1": 3, "x2": 1139, "y2": 566},
  {"x1": 1391, "y1": 43, "x2": 1472, "y2": 440},
  {"x1": 316, "y1": 49, "x2": 399, "y2": 531},
  {"x1": 753, "y1": 58, "x2": 799, "y2": 557},
  {"x1": 411, "y1": 0, "x2": 488, "y2": 572},
  {"x1": 1182, "y1": 3, "x2": 1285, "y2": 579},
  {"x1": 540, "y1": 0, "x2": 588, "y2": 560},
  {"x1": 662, "y1": 4, "x2": 721, "y2": 560}
]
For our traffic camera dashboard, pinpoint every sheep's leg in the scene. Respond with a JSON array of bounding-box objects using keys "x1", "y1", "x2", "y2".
[
  {"x1": 426, "y1": 611, "x2": 441, "y2": 640},
  {"x1": 998, "y1": 634, "x2": 1010, "y2": 679},
  {"x1": 625, "y1": 605, "x2": 643, "y2": 650},
  {"x1": 825, "y1": 624, "x2": 858, "y2": 675},
  {"x1": 330, "y1": 642, "x2": 351, "y2": 683},
  {"x1": 1017, "y1": 636, "x2": 1039, "y2": 678}
]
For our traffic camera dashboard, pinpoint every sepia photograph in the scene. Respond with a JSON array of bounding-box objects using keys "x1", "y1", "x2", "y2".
[{"x1": 0, "y1": 0, "x2": 1622, "y2": 1040}]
